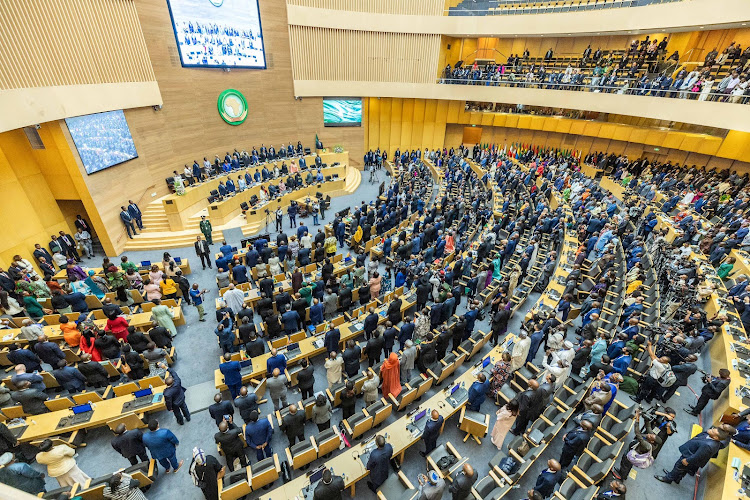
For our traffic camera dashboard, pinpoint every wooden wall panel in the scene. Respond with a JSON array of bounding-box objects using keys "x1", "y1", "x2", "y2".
[
  {"x1": 289, "y1": 26, "x2": 440, "y2": 83},
  {"x1": 0, "y1": 0, "x2": 155, "y2": 89},
  {"x1": 50, "y1": 0, "x2": 365, "y2": 254},
  {"x1": 286, "y1": 0, "x2": 443, "y2": 16}
]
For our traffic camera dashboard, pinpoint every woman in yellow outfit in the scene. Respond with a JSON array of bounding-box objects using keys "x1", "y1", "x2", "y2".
[{"x1": 160, "y1": 275, "x2": 178, "y2": 299}]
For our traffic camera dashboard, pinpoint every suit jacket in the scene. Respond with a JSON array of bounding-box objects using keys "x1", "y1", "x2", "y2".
[
  {"x1": 34, "y1": 342, "x2": 65, "y2": 366},
  {"x1": 534, "y1": 469, "x2": 562, "y2": 498},
  {"x1": 10, "y1": 388, "x2": 48, "y2": 415},
  {"x1": 52, "y1": 366, "x2": 86, "y2": 392},
  {"x1": 422, "y1": 416, "x2": 444, "y2": 444},
  {"x1": 296, "y1": 365, "x2": 315, "y2": 390},
  {"x1": 111, "y1": 429, "x2": 147, "y2": 459},
  {"x1": 215, "y1": 427, "x2": 244, "y2": 455},
  {"x1": 563, "y1": 427, "x2": 591, "y2": 456},
  {"x1": 363, "y1": 313, "x2": 379, "y2": 335},
  {"x1": 195, "y1": 240, "x2": 210, "y2": 256},
  {"x1": 366, "y1": 444, "x2": 393, "y2": 486},
  {"x1": 313, "y1": 476, "x2": 345, "y2": 500},
  {"x1": 280, "y1": 411, "x2": 306, "y2": 439},
  {"x1": 449, "y1": 470, "x2": 477, "y2": 499},
  {"x1": 142, "y1": 428, "x2": 179, "y2": 460},
  {"x1": 163, "y1": 370, "x2": 187, "y2": 410},
  {"x1": 208, "y1": 400, "x2": 234, "y2": 425}
]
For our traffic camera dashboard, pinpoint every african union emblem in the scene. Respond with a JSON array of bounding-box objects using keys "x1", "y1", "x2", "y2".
[{"x1": 218, "y1": 89, "x2": 248, "y2": 125}]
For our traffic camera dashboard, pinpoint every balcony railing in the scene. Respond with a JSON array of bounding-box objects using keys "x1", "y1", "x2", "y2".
[
  {"x1": 447, "y1": 0, "x2": 684, "y2": 17},
  {"x1": 437, "y1": 76, "x2": 750, "y2": 104}
]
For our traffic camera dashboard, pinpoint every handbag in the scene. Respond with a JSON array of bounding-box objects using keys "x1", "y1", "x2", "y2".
[
  {"x1": 626, "y1": 443, "x2": 654, "y2": 469},
  {"x1": 121, "y1": 362, "x2": 132, "y2": 375}
]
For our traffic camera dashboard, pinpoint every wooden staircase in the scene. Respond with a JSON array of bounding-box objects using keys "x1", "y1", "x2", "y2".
[{"x1": 123, "y1": 201, "x2": 224, "y2": 251}]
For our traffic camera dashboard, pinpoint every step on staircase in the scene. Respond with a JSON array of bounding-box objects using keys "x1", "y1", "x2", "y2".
[
  {"x1": 123, "y1": 201, "x2": 224, "y2": 251},
  {"x1": 240, "y1": 166, "x2": 362, "y2": 237}
]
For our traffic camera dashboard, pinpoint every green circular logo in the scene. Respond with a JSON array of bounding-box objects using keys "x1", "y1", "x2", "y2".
[{"x1": 218, "y1": 89, "x2": 248, "y2": 126}]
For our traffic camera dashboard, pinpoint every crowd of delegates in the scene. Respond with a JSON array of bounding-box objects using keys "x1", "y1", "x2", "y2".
[
  {"x1": 440, "y1": 37, "x2": 750, "y2": 103},
  {"x1": 4, "y1": 143, "x2": 747, "y2": 498}
]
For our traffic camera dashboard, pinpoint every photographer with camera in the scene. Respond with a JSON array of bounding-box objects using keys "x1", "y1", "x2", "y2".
[
  {"x1": 634, "y1": 341, "x2": 674, "y2": 405},
  {"x1": 686, "y1": 368, "x2": 731, "y2": 416},
  {"x1": 648, "y1": 406, "x2": 677, "y2": 458},
  {"x1": 613, "y1": 408, "x2": 661, "y2": 480}
]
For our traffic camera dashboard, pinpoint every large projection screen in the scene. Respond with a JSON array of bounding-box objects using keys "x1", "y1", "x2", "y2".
[
  {"x1": 65, "y1": 110, "x2": 138, "y2": 175},
  {"x1": 167, "y1": 0, "x2": 266, "y2": 69}
]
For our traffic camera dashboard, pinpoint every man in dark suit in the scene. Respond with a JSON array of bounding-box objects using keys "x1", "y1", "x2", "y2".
[
  {"x1": 280, "y1": 404, "x2": 305, "y2": 446},
  {"x1": 111, "y1": 423, "x2": 149, "y2": 466},
  {"x1": 120, "y1": 207, "x2": 137, "y2": 238},
  {"x1": 686, "y1": 368, "x2": 731, "y2": 416},
  {"x1": 363, "y1": 308, "x2": 379, "y2": 341},
  {"x1": 366, "y1": 330, "x2": 384, "y2": 368},
  {"x1": 10, "y1": 381, "x2": 48, "y2": 415},
  {"x1": 7, "y1": 345, "x2": 42, "y2": 372},
  {"x1": 214, "y1": 420, "x2": 247, "y2": 471},
  {"x1": 398, "y1": 316, "x2": 414, "y2": 347},
  {"x1": 78, "y1": 353, "x2": 109, "y2": 387},
  {"x1": 533, "y1": 460, "x2": 562, "y2": 498},
  {"x1": 127, "y1": 200, "x2": 143, "y2": 230},
  {"x1": 195, "y1": 236, "x2": 212, "y2": 270},
  {"x1": 57, "y1": 231, "x2": 79, "y2": 261},
  {"x1": 234, "y1": 386, "x2": 258, "y2": 424},
  {"x1": 32, "y1": 244, "x2": 53, "y2": 268},
  {"x1": 366, "y1": 435, "x2": 393, "y2": 493},
  {"x1": 208, "y1": 393, "x2": 235, "y2": 426},
  {"x1": 655, "y1": 427, "x2": 728, "y2": 484},
  {"x1": 342, "y1": 340, "x2": 361, "y2": 378},
  {"x1": 52, "y1": 359, "x2": 86, "y2": 392},
  {"x1": 559, "y1": 420, "x2": 593, "y2": 467},
  {"x1": 313, "y1": 468, "x2": 345, "y2": 500},
  {"x1": 34, "y1": 335, "x2": 65, "y2": 367},
  {"x1": 219, "y1": 353, "x2": 252, "y2": 399},
  {"x1": 296, "y1": 359, "x2": 315, "y2": 400},
  {"x1": 511, "y1": 380, "x2": 542, "y2": 435},
  {"x1": 420, "y1": 410, "x2": 444, "y2": 457},
  {"x1": 163, "y1": 366, "x2": 190, "y2": 425},
  {"x1": 449, "y1": 463, "x2": 478, "y2": 500}
]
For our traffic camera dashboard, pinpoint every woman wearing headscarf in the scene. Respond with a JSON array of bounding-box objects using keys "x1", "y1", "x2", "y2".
[
  {"x1": 85, "y1": 270, "x2": 108, "y2": 299},
  {"x1": 380, "y1": 352, "x2": 402, "y2": 399},
  {"x1": 189, "y1": 447, "x2": 224, "y2": 500}
]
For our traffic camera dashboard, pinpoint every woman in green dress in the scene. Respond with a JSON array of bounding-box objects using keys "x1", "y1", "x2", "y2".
[
  {"x1": 150, "y1": 298, "x2": 176, "y2": 336},
  {"x1": 22, "y1": 291, "x2": 50, "y2": 320},
  {"x1": 492, "y1": 256, "x2": 503, "y2": 281},
  {"x1": 106, "y1": 266, "x2": 130, "y2": 304},
  {"x1": 717, "y1": 256, "x2": 735, "y2": 280}
]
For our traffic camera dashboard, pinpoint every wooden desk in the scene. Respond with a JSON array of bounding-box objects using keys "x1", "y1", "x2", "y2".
[
  {"x1": 214, "y1": 291, "x2": 416, "y2": 390},
  {"x1": 257, "y1": 342, "x2": 512, "y2": 499},
  {"x1": 162, "y1": 152, "x2": 348, "y2": 230},
  {"x1": 205, "y1": 171, "x2": 346, "y2": 227},
  {"x1": 705, "y1": 442, "x2": 750, "y2": 500},
  {"x1": 52, "y1": 259, "x2": 192, "y2": 282},
  {"x1": 9, "y1": 387, "x2": 166, "y2": 442},
  {"x1": 0, "y1": 307, "x2": 183, "y2": 348}
]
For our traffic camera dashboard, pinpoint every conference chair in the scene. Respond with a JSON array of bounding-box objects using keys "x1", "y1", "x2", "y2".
[
  {"x1": 458, "y1": 406, "x2": 490, "y2": 445},
  {"x1": 426, "y1": 442, "x2": 466, "y2": 480},
  {"x1": 570, "y1": 452, "x2": 616, "y2": 486},
  {"x1": 285, "y1": 436, "x2": 317, "y2": 470},
  {"x1": 326, "y1": 381, "x2": 346, "y2": 407},
  {"x1": 376, "y1": 471, "x2": 418, "y2": 500},
  {"x1": 219, "y1": 466, "x2": 252, "y2": 500},
  {"x1": 583, "y1": 434, "x2": 624, "y2": 463},
  {"x1": 249, "y1": 454, "x2": 281, "y2": 491},
  {"x1": 314, "y1": 427, "x2": 340, "y2": 458},
  {"x1": 388, "y1": 384, "x2": 418, "y2": 412},
  {"x1": 554, "y1": 477, "x2": 600, "y2": 500},
  {"x1": 407, "y1": 374, "x2": 433, "y2": 400},
  {"x1": 343, "y1": 408, "x2": 373, "y2": 440},
  {"x1": 366, "y1": 398, "x2": 393, "y2": 428}
]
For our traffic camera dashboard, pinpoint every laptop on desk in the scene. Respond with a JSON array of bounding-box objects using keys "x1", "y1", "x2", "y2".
[
  {"x1": 447, "y1": 383, "x2": 468, "y2": 408},
  {"x1": 284, "y1": 342, "x2": 302, "y2": 360},
  {"x1": 139, "y1": 261, "x2": 152, "y2": 271}
]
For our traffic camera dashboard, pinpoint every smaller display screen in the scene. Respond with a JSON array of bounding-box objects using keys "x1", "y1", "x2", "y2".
[{"x1": 323, "y1": 98, "x2": 362, "y2": 127}]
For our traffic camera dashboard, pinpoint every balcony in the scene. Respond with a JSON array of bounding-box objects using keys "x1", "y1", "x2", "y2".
[{"x1": 447, "y1": 0, "x2": 682, "y2": 17}]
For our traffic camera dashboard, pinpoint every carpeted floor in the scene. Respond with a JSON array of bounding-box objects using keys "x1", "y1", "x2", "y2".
[{"x1": 27, "y1": 173, "x2": 716, "y2": 500}]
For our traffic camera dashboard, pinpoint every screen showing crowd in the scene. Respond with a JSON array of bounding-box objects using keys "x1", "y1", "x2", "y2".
[
  {"x1": 65, "y1": 110, "x2": 138, "y2": 175},
  {"x1": 167, "y1": 0, "x2": 266, "y2": 69},
  {"x1": 323, "y1": 98, "x2": 363, "y2": 127}
]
